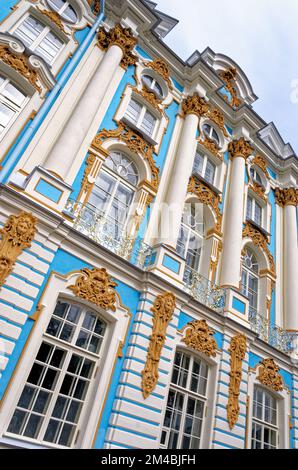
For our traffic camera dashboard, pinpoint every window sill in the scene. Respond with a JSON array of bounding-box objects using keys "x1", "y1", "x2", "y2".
[
  {"x1": 246, "y1": 217, "x2": 271, "y2": 239},
  {"x1": 191, "y1": 171, "x2": 222, "y2": 196}
]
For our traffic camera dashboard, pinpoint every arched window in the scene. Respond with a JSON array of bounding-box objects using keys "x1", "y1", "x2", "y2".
[
  {"x1": 241, "y1": 248, "x2": 259, "y2": 317},
  {"x1": 6, "y1": 300, "x2": 107, "y2": 447},
  {"x1": 250, "y1": 167, "x2": 263, "y2": 187},
  {"x1": 88, "y1": 151, "x2": 139, "y2": 236},
  {"x1": 47, "y1": 0, "x2": 78, "y2": 23},
  {"x1": 141, "y1": 74, "x2": 164, "y2": 100},
  {"x1": 13, "y1": 15, "x2": 64, "y2": 64},
  {"x1": 202, "y1": 123, "x2": 220, "y2": 146},
  {"x1": 251, "y1": 386, "x2": 278, "y2": 449},
  {"x1": 177, "y1": 202, "x2": 204, "y2": 275},
  {"x1": 160, "y1": 350, "x2": 209, "y2": 449},
  {"x1": 0, "y1": 75, "x2": 27, "y2": 139}
]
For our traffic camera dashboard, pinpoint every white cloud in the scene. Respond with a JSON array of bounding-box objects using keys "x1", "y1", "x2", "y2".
[{"x1": 155, "y1": 0, "x2": 298, "y2": 153}]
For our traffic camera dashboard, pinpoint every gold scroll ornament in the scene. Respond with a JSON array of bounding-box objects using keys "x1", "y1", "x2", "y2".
[
  {"x1": 182, "y1": 319, "x2": 218, "y2": 357},
  {"x1": 257, "y1": 358, "x2": 283, "y2": 392},
  {"x1": 141, "y1": 292, "x2": 176, "y2": 398},
  {"x1": 227, "y1": 333, "x2": 247, "y2": 429}
]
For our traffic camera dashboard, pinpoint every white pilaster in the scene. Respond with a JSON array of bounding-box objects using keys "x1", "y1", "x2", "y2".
[{"x1": 284, "y1": 203, "x2": 298, "y2": 330}]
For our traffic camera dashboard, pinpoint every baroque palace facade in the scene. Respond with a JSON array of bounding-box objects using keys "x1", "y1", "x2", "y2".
[{"x1": 0, "y1": 0, "x2": 297, "y2": 450}]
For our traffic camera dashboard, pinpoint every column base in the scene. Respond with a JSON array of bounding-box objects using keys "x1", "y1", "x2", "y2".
[{"x1": 146, "y1": 244, "x2": 186, "y2": 288}]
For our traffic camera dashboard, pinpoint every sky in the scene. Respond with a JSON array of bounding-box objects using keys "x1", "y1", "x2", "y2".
[{"x1": 154, "y1": 0, "x2": 298, "y2": 154}]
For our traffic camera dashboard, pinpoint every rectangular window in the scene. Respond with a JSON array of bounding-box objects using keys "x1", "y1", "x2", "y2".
[
  {"x1": 124, "y1": 98, "x2": 157, "y2": 138},
  {"x1": 192, "y1": 152, "x2": 216, "y2": 185},
  {"x1": 251, "y1": 387, "x2": 278, "y2": 449},
  {"x1": 246, "y1": 195, "x2": 263, "y2": 227},
  {"x1": 0, "y1": 76, "x2": 27, "y2": 138},
  {"x1": 13, "y1": 15, "x2": 64, "y2": 64}
]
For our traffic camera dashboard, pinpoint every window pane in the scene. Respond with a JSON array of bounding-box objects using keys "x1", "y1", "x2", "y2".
[
  {"x1": 141, "y1": 110, "x2": 156, "y2": 136},
  {"x1": 193, "y1": 152, "x2": 204, "y2": 175},
  {"x1": 14, "y1": 16, "x2": 44, "y2": 47},
  {"x1": 36, "y1": 31, "x2": 63, "y2": 63},
  {"x1": 3, "y1": 82, "x2": 26, "y2": 106},
  {"x1": 204, "y1": 159, "x2": 216, "y2": 184},
  {"x1": 125, "y1": 99, "x2": 141, "y2": 124},
  {"x1": 246, "y1": 196, "x2": 253, "y2": 219}
]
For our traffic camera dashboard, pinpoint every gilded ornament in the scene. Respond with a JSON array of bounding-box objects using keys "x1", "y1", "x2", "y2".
[
  {"x1": 97, "y1": 24, "x2": 137, "y2": 69},
  {"x1": 275, "y1": 187, "x2": 298, "y2": 207},
  {"x1": 92, "y1": 122, "x2": 159, "y2": 189},
  {"x1": 182, "y1": 319, "x2": 218, "y2": 357},
  {"x1": 132, "y1": 85, "x2": 162, "y2": 112},
  {"x1": 208, "y1": 107, "x2": 228, "y2": 137},
  {"x1": 141, "y1": 292, "x2": 176, "y2": 398},
  {"x1": 242, "y1": 222, "x2": 275, "y2": 276},
  {"x1": 198, "y1": 135, "x2": 223, "y2": 161},
  {"x1": 81, "y1": 153, "x2": 97, "y2": 194},
  {"x1": 249, "y1": 182, "x2": 266, "y2": 201},
  {"x1": 188, "y1": 177, "x2": 222, "y2": 232},
  {"x1": 88, "y1": 0, "x2": 101, "y2": 15},
  {"x1": 227, "y1": 334, "x2": 247, "y2": 429},
  {"x1": 257, "y1": 358, "x2": 283, "y2": 391},
  {"x1": 143, "y1": 58, "x2": 172, "y2": 89},
  {"x1": 36, "y1": 7, "x2": 65, "y2": 32},
  {"x1": 218, "y1": 67, "x2": 242, "y2": 108},
  {"x1": 251, "y1": 154, "x2": 269, "y2": 178},
  {"x1": 0, "y1": 212, "x2": 37, "y2": 288},
  {"x1": 182, "y1": 93, "x2": 209, "y2": 118},
  {"x1": 228, "y1": 137, "x2": 254, "y2": 160},
  {"x1": 0, "y1": 45, "x2": 41, "y2": 93},
  {"x1": 69, "y1": 267, "x2": 118, "y2": 311}
]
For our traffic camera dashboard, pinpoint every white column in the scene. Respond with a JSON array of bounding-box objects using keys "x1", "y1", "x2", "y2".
[
  {"x1": 45, "y1": 44, "x2": 123, "y2": 178},
  {"x1": 283, "y1": 198, "x2": 298, "y2": 330},
  {"x1": 159, "y1": 112, "x2": 199, "y2": 248},
  {"x1": 220, "y1": 138, "x2": 253, "y2": 288}
]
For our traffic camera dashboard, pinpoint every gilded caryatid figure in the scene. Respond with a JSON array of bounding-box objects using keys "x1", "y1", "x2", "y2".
[
  {"x1": 228, "y1": 137, "x2": 254, "y2": 160},
  {"x1": 97, "y1": 23, "x2": 137, "y2": 68},
  {"x1": 181, "y1": 93, "x2": 209, "y2": 119},
  {"x1": 0, "y1": 212, "x2": 37, "y2": 288},
  {"x1": 227, "y1": 334, "x2": 247, "y2": 429},
  {"x1": 275, "y1": 187, "x2": 298, "y2": 207},
  {"x1": 257, "y1": 358, "x2": 284, "y2": 392},
  {"x1": 141, "y1": 292, "x2": 176, "y2": 398}
]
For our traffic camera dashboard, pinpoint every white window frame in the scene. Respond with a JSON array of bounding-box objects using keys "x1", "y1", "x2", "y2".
[
  {"x1": 124, "y1": 97, "x2": 158, "y2": 140},
  {"x1": 0, "y1": 75, "x2": 29, "y2": 141},
  {"x1": 160, "y1": 350, "x2": 209, "y2": 450},
  {"x1": 47, "y1": 0, "x2": 78, "y2": 24},
  {"x1": 141, "y1": 74, "x2": 164, "y2": 100},
  {"x1": 241, "y1": 249, "x2": 259, "y2": 318},
  {"x1": 193, "y1": 151, "x2": 217, "y2": 186},
  {"x1": 251, "y1": 386, "x2": 279, "y2": 449},
  {"x1": 246, "y1": 194, "x2": 263, "y2": 227},
  {"x1": 11, "y1": 12, "x2": 65, "y2": 65}
]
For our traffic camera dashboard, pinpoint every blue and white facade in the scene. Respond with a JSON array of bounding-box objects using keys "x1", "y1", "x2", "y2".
[{"x1": 0, "y1": 0, "x2": 297, "y2": 450}]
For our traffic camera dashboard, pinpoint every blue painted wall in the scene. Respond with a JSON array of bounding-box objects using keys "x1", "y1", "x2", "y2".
[{"x1": 0, "y1": 0, "x2": 18, "y2": 22}]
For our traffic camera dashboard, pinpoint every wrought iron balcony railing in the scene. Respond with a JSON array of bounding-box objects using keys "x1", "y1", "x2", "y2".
[{"x1": 183, "y1": 265, "x2": 226, "y2": 314}]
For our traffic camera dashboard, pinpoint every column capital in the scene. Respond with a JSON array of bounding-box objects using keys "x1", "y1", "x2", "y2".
[
  {"x1": 275, "y1": 187, "x2": 298, "y2": 207},
  {"x1": 181, "y1": 93, "x2": 209, "y2": 119},
  {"x1": 228, "y1": 137, "x2": 254, "y2": 160},
  {"x1": 97, "y1": 23, "x2": 137, "y2": 68}
]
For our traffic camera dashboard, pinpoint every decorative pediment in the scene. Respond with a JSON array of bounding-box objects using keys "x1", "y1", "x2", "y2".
[
  {"x1": 257, "y1": 358, "x2": 283, "y2": 392},
  {"x1": 182, "y1": 319, "x2": 218, "y2": 357},
  {"x1": 242, "y1": 222, "x2": 275, "y2": 276},
  {"x1": 69, "y1": 267, "x2": 118, "y2": 311},
  {"x1": 227, "y1": 334, "x2": 247, "y2": 429},
  {"x1": 188, "y1": 177, "x2": 222, "y2": 233},
  {"x1": 36, "y1": 7, "x2": 66, "y2": 32},
  {"x1": 0, "y1": 212, "x2": 37, "y2": 288},
  {"x1": 141, "y1": 292, "x2": 176, "y2": 398},
  {"x1": 91, "y1": 122, "x2": 159, "y2": 189}
]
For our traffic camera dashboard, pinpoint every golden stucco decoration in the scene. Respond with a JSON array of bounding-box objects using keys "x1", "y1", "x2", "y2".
[
  {"x1": 0, "y1": 212, "x2": 37, "y2": 288},
  {"x1": 188, "y1": 177, "x2": 222, "y2": 233},
  {"x1": 275, "y1": 187, "x2": 298, "y2": 207},
  {"x1": 69, "y1": 267, "x2": 118, "y2": 311},
  {"x1": 198, "y1": 135, "x2": 223, "y2": 161},
  {"x1": 249, "y1": 182, "x2": 267, "y2": 201},
  {"x1": 88, "y1": 0, "x2": 101, "y2": 15},
  {"x1": 251, "y1": 154, "x2": 269, "y2": 178},
  {"x1": 97, "y1": 23, "x2": 137, "y2": 69},
  {"x1": 141, "y1": 292, "x2": 176, "y2": 398},
  {"x1": 143, "y1": 58, "x2": 172, "y2": 89},
  {"x1": 36, "y1": 7, "x2": 65, "y2": 32},
  {"x1": 242, "y1": 222, "x2": 276, "y2": 276},
  {"x1": 218, "y1": 67, "x2": 242, "y2": 108},
  {"x1": 81, "y1": 152, "x2": 97, "y2": 195},
  {"x1": 208, "y1": 107, "x2": 228, "y2": 137},
  {"x1": 182, "y1": 319, "x2": 218, "y2": 357},
  {"x1": 257, "y1": 358, "x2": 283, "y2": 392},
  {"x1": 228, "y1": 137, "x2": 254, "y2": 160},
  {"x1": 91, "y1": 122, "x2": 159, "y2": 189},
  {"x1": 0, "y1": 45, "x2": 41, "y2": 93},
  {"x1": 227, "y1": 333, "x2": 247, "y2": 429},
  {"x1": 132, "y1": 85, "x2": 162, "y2": 112},
  {"x1": 182, "y1": 93, "x2": 209, "y2": 118}
]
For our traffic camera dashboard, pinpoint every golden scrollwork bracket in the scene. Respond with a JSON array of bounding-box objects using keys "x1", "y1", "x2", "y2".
[
  {"x1": 68, "y1": 267, "x2": 118, "y2": 311},
  {"x1": 218, "y1": 67, "x2": 242, "y2": 108},
  {"x1": 141, "y1": 292, "x2": 176, "y2": 398},
  {"x1": 0, "y1": 212, "x2": 37, "y2": 288},
  {"x1": 257, "y1": 358, "x2": 284, "y2": 392},
  {"x1": 182, "y1": 319, "x2": 218, "y2": 357},
  {"x1": 227, "y1": 333, "x2": 247, "y2": 429}
]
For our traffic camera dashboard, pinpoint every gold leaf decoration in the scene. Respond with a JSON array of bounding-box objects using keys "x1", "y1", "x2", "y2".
[
  {"x1": 143, "y1": 58, "x2": 172, "y2": 89},
  {"x1": 228, "y1": 137, "x2": 254, "y2": 160},
  {"x1": 218, "y1": 67, "x2": 242, "y2": 108},
  {"x1": 88, "y1": 0, "x2": 101, "y2": 15},
  {"x1": 182, "y1": 319, "x2": 218, "y2": 357},
  {"x1": 69, "y1": 267, "x2": 118, "y2": 311},
  {"x1": 242, "y1": 222, "x2": 276, "y2": 276},
  {"x1": 249, "y1": 182, "x2": 266, "y2": 201},
  {"x1": 182, "y1": 93, "x2": 209, "y2": 118},
  {"x1": 198, "y1": 136, "x2": 223, "y2": 161},
  {"x1": 37, "y1": 7, "x2": 65, "y2": 32},
  {"x1": 0, "y1": 212, "x2": 37, "y2": 288},
  {"x1": 251, "y1": 154, "x2": 269, "y2": 178},
  {"x1": 188, "y1": 177, "x2": 222, "y2": 233},
  {"x1": 141, "y1": 292, "x2": 176, "y2": 398},
  {"x1": 275, "y1": 188, "x2": 298, "y2": 207},
  {"x1": 91, "y1": 122, "x2": 159, "y2": 189},
  {"x1": 257, "y1": 358, "x2": 283, "y2": 392},
  {"x1": 0, "y1": 45, "x2": 41, "y2": 93},
  {"x1": 97, "y1": 23, "x2": 137, "y2": 69},
  {"x1": 208, "y1": 107, "x2": 228, "y2": 137},
  {"x1": 227, "y1": 333, "x2": 247, "y2": 429}
]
